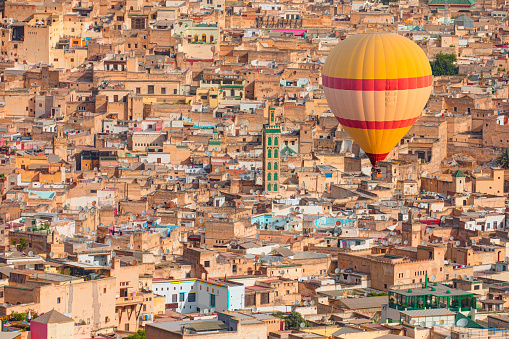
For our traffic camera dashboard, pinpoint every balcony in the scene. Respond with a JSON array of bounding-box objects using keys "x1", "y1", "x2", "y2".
[{"x1": 116, "y1": 294, "x2": 144, "y2": 306}]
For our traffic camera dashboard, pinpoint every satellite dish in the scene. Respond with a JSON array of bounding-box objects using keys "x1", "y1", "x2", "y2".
[
  {"x1": 431, "y1": 321, "x2": 436, "y2": 327},
  {"x1": 469, "y1": 276, "x2": 474, "y2": 281},
  {"x1": 421, "y1": 241, "x2": 426, "y2": 245},
  {"x1": 462, "y1": 275, "x2": 468, "y2": 280},
  {"x1": 300, "y1": 322, "x2": 306, "y2": 328},
  {"x1": 280, "y1": 270, "x2": 285, "y2": 274},
  {"x1": 252, "y1": 307, "x2": 257, "y2": 312},
  {"x1": 431, "y1": 275, "x2": 436, "y2": 281},
  {"x1": 404, "y1": 240, "x2": 408, "y2": 245},
  {"x1": 165, "y1": 249, "x2": 169, "y2": 254},
  {"x1": 127, "y1": 243, "x2": 132, "y2": 248},
  {"x1": 86, "y1": 227, "x2": 91, "y2": 232},
  {"x1": 255, "y1": 234, "x2": 259, "y2": 239},
  {"x1": 335, "y1": 268, "x2": 340, "y2": 274},
  {"x1": 310, "y1": 300, "x2": 315, "y2": 305},
  {"x1": 294, "y1": 300, "x2": 299, "y2": 305},
  {"x1": 203, "y1": 309, "x2": 209, "y2": 314},
  {"x1": 112, "y1": 251, "x2": 116, "y2": 257},
  {"x1": 49, "y1": 252, "x2": 54, "y2": 258},
  {"x1": 28, "y1": 251, "x2": 33, "y2": 256},
  {"x1": 456, "y1": 241, "x2": 461, "y2": 246},
  {"x1": 456, "y1": 318, "x2": 468, "y2": 327},
  {"x1": 107, "y1": 239, "x2": 112, "y2": 245},
  {"x1": 420, "y1": 322, "x2": 426, "y2": 327},
  {"x1": 450, "y1": 236, "x2": 454, "y2": 240},
  {"x1": 25, "y1": 264, "x2": 30, "y2": 269},
  {"x1": 396, "y1": 239, "x2": 401, "y2": 244}
]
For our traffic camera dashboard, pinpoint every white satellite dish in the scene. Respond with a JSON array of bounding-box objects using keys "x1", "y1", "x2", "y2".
[
  {"x1": 456, "y1": 318, "x2": 468, "y2": 327},
  {"x1": 28, "y1": 251, "x2": 33, "y2": 256}
]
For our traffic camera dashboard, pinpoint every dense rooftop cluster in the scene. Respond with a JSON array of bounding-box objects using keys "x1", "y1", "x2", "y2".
[{"x1": 1, "y1": 0, "x2": 509, "y2": 338}]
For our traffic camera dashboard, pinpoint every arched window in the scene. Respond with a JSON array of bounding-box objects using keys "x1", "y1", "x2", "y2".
[
  {"x1": 267, "y1": 149, "x2": 271, "y2": 158},
  {"x1": 274, "y1": 137, "x2": 279, "y2": 146},
  {"x1": 274, "y1": 149, "x2": 278, "y2": 158},
  {"x1": 267, "y1": 173, "x2": 271, "y2": 181},
  {"x1": 210, "y1": 35, "x2": 214, "y2": 42},
  {"x1": 194, "y1": 35, "x2": 198, "y2": 42},
  {"x1": 202, "y1": 34, "x2": 207, "y2": 42},
  {"x1": 270, "y1": 111, "x2": 274, "y2": 123},
  {"x1": 267, "y1": 184, "x2": 271, "y2": 191},
  {"x1": 274, "y1": 173, "x2": 278, "y2": 181},
  {"x1": 273, "y1": 184, "x2": 278, "y2": 191},
  {"x1": 267, "y1": 162, "x2": 271, "y2": 170},
  {"x1": 267, "y1": 137, "x2": 272, "y2": 146},
  {"x1": 274, "y1": 162, "x2": 278, "y2": 170}
]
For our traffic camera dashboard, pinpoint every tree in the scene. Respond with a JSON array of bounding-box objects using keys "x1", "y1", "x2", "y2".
[
  {"x1": 498, "y1": 148, "x2": 509, "y2": 169},
  {"x1": 18, "y1": 238, "x2": 28, "y2": 252},
  {"x1": 430, "y1": 53, "x2": 459, "y2": 76},
  {"x1": 368, "y1": 292, "x2": 388, "y2": 297},
  {"x1": 273, "y1": 311, "x2": 308, "y2": 330},
  {"x1": 127, "y1": 330, "x2": 145, "y2": 339}
]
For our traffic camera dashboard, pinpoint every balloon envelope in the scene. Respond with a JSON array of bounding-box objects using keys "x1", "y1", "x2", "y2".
[{"x1": 323, "y1": 32, "x2": 432, "y2": 166}]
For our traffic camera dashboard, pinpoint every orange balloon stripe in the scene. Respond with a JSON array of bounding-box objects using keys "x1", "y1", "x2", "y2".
[
  {"x1": 336, "y1": 116, "x2": 419, "y2": 129},
  {"x1": 322, "y1": 75, "x2": 432, "y2": 91}
]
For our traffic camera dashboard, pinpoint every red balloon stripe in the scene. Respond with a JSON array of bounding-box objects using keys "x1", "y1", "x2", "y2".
[{"x1": 323, "y1": 75, "x2": 432, "y2": 91}]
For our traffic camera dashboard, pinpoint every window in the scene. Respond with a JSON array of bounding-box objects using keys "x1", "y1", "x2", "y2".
[
  {"x1": 267, "y1": 162, "x2": 271, "y2": 170},
  {"x1": 57, "y1": 297, "x2": 61, "y2": 303},
  {"x1": 267, "y1": 173, "x2": 271, "y2": 181},
  {"x1": 204, "y1": 261, "x2": 210, "y2": 267},
  {"x1": 474, "y1": 285, "x2": 480, "y2": 290},
  {"x1": 174, "y1": 89, "x2": 178, "y2": 94},
  {"x1": 260, "y1": 292, "x2": 269, "y2": 304},
  {"x1": 274, "y1": 137, "x2": 278, "y2": 145},
  {"x1": 274, "y1": 162, "x2": 278, "y2": 170},
  {"x1": 245, "y1": 294, "x2": 255, "y2": 306},
  {"x1": 172, "y1": 294, "x2": 177, "y2": 303},
  {"x1": 188, "y1": 292, "x2": 196, "y2": 302},
  {"x1": 210, "y1": 294, "x2": 216, "y2": 307},
  {"x1": 267, "y1": 184, "x2": 271, "y2": 191},
  {"x1": 267, "y1": 149, "x2": 271, "y2": 158},
  {"x1": 274, "y1": 149, "x2": 278, "y2": 158},
  {"x1": 161, "y1": 87, "x2": 166, "y2": 94},
  {"x1": 268, "y1": 137, "x2": 272, "y2": 146},
  {"x1": 274, "y1": 173, "x2": 278, "y2": 180},
  {"x1": 148, "y1": 85, "x2": 154, "y2": 94},
  {"x1": 179, "y1": 292, "x2": 185, "y2": 302},
  {"x1": 136, "y1": 87, "x2": 141, "y2": 94}
]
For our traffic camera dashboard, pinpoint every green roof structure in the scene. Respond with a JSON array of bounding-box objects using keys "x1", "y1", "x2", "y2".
[{"x1": 428, "y1": 0, "x2": 475, "y2": 7}]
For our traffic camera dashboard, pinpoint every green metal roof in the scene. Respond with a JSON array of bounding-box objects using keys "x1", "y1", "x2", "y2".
[{"x1": 429, "y1": 0, "x2": 474, "y2": 5}]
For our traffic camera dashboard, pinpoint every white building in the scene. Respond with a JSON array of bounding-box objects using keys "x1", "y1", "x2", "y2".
[{"x1": 152, "y1": 279, "x2": 245, "y2": 313}]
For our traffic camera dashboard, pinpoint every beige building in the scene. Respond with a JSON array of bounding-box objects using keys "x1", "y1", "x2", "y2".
[{"x1": 471, "y1": 168, "x2": 504, "y2": 196}]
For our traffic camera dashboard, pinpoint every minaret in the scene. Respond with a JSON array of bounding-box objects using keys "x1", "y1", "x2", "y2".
[
  {"x1": 263, "y1": 107, "x2": 281, "y2": 194},
  {"x1": 53, "y1": 125, "x2": 67, "y2": 161}
]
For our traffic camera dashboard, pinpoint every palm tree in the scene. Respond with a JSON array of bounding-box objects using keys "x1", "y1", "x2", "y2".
[{"x1": 497, "y1": 148, "x2": 509, "y2": 169}]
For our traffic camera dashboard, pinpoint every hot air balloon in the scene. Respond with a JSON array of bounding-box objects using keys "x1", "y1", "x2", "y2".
[{"x1": 322, "y1": 32, "x2": 432, "y2": 166}]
